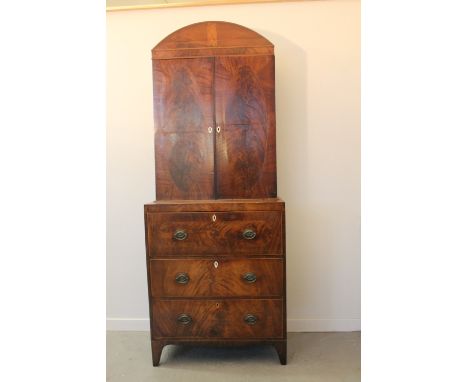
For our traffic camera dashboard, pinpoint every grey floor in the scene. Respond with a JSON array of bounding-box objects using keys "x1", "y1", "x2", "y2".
[{"x1": 107, "y1": 331, "x2": 360, "y2": 382}]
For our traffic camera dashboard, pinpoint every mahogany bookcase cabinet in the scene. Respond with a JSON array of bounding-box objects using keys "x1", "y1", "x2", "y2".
[{"x1": 144, "y1": 21, "x2": 287, "y2": 366}]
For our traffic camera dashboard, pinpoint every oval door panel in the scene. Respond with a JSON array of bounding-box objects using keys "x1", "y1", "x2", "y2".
[{"x1": 215, "y1": 55, "x2": 276, "y2": 198}]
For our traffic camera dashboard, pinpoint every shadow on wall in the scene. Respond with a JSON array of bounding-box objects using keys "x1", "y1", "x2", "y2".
[{"x1": 257, "y1": 30, "x2": 320, "y2": 318}]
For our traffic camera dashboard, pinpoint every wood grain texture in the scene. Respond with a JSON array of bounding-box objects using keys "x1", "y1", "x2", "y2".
[
  {"x1": 215, "y1": 55, "x2": 276, "y2": 198},
  {"x1": 150, "y1": 258, "x2": 283, "y2": 297},
  {"x1": 146, "y1": 210, "x2": 283, "y2": 256},
  {"x1": 145, "y1": 198, "x2": 284, "y2": 212},
  {"x1": 146, "y1": 22, "x2": 286, "y2": 366},
  {"x1": 152, "y1": 21, "x2": 273, "y2": 59},
  {"x1": 152, "y1": 298, "x2": 283, "y2": 338},
  {"x1": 153, "y1": 47, "x2": 273, "y2": 60},
  {"x1": 152, "y1": 22, "x2": 277, "y2": 200},
  {"x1": 153, "y1": 57, "x2": 215, "y2": 199}
]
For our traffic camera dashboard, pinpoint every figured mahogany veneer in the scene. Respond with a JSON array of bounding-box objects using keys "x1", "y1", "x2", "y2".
[
  {"x1": 152, "y1": 299, "x2": 283, "y2": 338},
  {"x1": 215, "y1": 55, "x2": 277, "y2": 198},
  {"x1": 146, "y1": 210, "x2": 283, "y2": 257},
  {"x1": 153, "y1": 57, "x2": 214, "y2": 200},
  {"x1": 145, "y1": 198, "x2": 286, "y2": 365},
  {"x1": 152, "y1": 22, "x2": 276, "y2": 200},
  {"x1": 145, "y1": 198, "x2": 284, "y2": 212},
  {"x1": 150, "y1": 258, "x2": 283, "y2": 297},
  {"x1": 145, "y1": 22, "x2": 286, "y2": 366},
  {"x1": 152, "y1": 21, "x2": 273, "y2": 60}
]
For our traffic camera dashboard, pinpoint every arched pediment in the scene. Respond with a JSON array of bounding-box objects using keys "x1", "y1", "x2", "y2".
[{"x1": 152, "y1": 21, "x2": 273, "y2": 59}]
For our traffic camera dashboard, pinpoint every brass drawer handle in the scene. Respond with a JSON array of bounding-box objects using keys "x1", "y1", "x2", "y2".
[
  {"x1": 173, "y1": 230, "x2": 188, "y2": 241},
  {"x1": 244, "y1": 314, "x2": 258, "y2": 325},
  {"x1": 242, "y1": 229, "x2": 256, "y2": 240},
  {"x1": 177, "y1": 314, "x2": 192, "y2": 325},
  {"x1": 242, "y1": 272, "x2": 257, "y2": 283},
  {"x1": 175, "y1": 272, "x2": 190, "y2": 284}
]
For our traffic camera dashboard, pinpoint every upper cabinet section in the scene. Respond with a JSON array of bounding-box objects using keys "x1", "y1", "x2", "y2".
[
  {"x1": 152, "y1": 21, "x2": 276, "y2": 200},
  {"x1": 152, "y1": 21, "x2": 274, "y2": 59}
]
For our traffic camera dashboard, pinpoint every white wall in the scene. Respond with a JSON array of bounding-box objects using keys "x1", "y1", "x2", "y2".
[{"x1": 107, "y1": 0, "x2": 360, "y2": 331}]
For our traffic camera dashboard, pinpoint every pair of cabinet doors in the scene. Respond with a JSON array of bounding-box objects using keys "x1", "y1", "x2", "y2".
[{"x1": 153, "y1": 55, "x2": 277, "y2": 200}]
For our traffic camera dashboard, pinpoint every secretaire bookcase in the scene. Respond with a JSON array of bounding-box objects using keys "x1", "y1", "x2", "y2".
[{"x1": 144, "y1": 21, "x2": 287, "y2": 365}]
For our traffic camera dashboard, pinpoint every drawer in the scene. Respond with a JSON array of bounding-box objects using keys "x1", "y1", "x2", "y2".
[
  {"x1": 146, "y1": 211, "x2": 283, "y2": 257},
  {"x1": 152, "y1": 299, "x2": 283, "y2": 339},
  {"x1": 150, "y1": 258, "x2": 283, "y2": 298}
]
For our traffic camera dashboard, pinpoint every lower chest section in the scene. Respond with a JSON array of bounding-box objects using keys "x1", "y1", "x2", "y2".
[{"x1": 145, "y1": 200, "x2": 286, "y2": 340}]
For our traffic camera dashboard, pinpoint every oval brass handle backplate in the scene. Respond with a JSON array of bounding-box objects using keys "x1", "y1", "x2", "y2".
[
  {"x1": 244, "y1": 314, "x2": 258, "y2": 325},
  {"x1": 173, "y1": 230, "x2": 188, "y2": 241},
  {"x1": 177, "y1": 314, "x2": 192, "y2": 325},
  {"x1": 242, "y1": 272, "x2": 257, "y2": 283},
  {"x1": 242, "y1": 229, "x2": 256, "y2": 240},
  {"x1": 175, "y1": 272, "x2": 189, "y2": 284}
]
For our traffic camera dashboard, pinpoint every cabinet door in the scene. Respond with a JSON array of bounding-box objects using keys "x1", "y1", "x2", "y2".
[
  {"x1": 214, "y1": 55, "x2": 277, "y2": 199},
  {"x1": 153, "y1": 58, "x2": 215, "y2": 200}
]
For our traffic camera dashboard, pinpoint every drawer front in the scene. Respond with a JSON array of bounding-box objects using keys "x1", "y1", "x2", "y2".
[
  {"x1": 150, "y1": 258, "x2": 283, "y2": 298},
  {"x1": 152, "y1": 299, "x2": 283, "y2": 338},
  {"x1": 146, "y1": 211, "x2": 283, "y2": 257}
]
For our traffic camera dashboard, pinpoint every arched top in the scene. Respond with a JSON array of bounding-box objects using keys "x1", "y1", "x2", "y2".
[{"x1": 152, "y1": 21, "x2": 274, "y2": 59}]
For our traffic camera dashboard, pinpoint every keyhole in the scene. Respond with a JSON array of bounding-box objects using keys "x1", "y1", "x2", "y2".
[
  {"x1": 212, "y1": 214, "x2": 216, "y2": 222},
  {"x1": 215, "y1": 303, "x2": 220, "y2": 308},
  {"x1": 214, "y1": 261, "x2": 219, "y2": 268}
]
